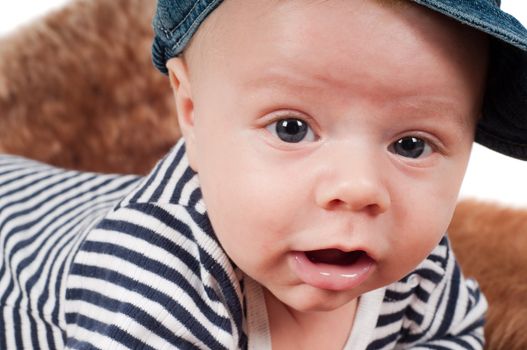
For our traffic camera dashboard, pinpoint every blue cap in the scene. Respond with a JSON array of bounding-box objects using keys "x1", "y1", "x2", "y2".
[{"x1": 152, "y1": 0, "x2": 527, "y2": 160}]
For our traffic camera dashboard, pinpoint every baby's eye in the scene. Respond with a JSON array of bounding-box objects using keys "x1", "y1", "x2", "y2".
[
  {"x1": 266, "y1": 118, "x2": 316, "y2": 143},
  {"x1": 389, "y1": 136, "x2": 433, "y2": 159}
]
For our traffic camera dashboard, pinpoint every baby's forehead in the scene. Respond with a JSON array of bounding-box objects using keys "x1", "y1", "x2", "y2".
[
  {"x1": 185, "y1": 0, "x2": 487, "y2": 83},
  {"x1": 186, "y1": 0, "x2": 484, "y2": 60}
]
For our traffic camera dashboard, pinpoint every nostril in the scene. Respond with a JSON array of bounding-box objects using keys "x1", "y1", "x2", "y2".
[
  {"x1": 326, "y1": 198, "x2": 347, "y2": 211},
  {"x1": 325, "y1": 199, "x2": 387, "y2": 216},
  {"x1": 365, "y1": 202, "x2": 386, "y2": 216}
]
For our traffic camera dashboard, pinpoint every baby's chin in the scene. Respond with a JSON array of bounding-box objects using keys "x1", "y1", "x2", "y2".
[{"x1": 265, "y1": 283, "x2": 362, "y2": 313}]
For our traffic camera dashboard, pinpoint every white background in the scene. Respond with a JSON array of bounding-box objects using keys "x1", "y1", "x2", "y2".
[{"x1": 0, "y1": 0, "x2": 526, "y2": 208}]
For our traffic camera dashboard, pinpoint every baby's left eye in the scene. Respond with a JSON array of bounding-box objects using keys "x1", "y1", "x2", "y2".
[{"x1": 389, "y1": 136, "x2": 433, "y2": 159}]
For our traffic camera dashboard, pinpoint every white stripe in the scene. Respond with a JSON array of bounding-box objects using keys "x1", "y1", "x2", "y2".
[
  {"x1": 136, "y1": 147, "x2": 180, "y2": 203},
  {"x1": 0, "y1": 156, "x2": 47, "y2": 169},
  {"x1": 157, "y1": 152, "x2": 191, "y2": 204},
  {"x1": 18, "y1": 304, "x2": 33, "y2": 349},
  {"x1": 179, "y1": 174, "x2": 203, "y2": 208},
  {"x1": 65, "y1": 318, "x2": 130, "y2": 350}
]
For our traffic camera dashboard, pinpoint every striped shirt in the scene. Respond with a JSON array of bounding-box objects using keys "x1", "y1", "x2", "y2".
[{"x1": 0, "y1": 140, "x2": 486, "y2": 349}]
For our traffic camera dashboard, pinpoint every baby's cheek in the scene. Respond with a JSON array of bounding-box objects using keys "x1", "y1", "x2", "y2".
[{"x1": 381, "y1": 214, "x2": 445, "y2": 281}]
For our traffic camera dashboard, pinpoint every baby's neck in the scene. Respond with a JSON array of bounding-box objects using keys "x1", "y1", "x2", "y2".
[{"x1": 264, "y1": 290, "x2": 358, "y2": 350}]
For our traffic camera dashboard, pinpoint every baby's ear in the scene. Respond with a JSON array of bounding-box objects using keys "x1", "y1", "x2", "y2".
[{"x1": 166, "y1": 57, "x2": 198, "y2": 171}]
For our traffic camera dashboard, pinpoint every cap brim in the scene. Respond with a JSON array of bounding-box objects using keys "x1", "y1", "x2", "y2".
[{"x1": 412, "y1": 0, "x2": 527, "y2": 160}]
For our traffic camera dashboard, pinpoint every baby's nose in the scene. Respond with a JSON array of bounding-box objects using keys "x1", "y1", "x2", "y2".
[{"x1": 314, "y1": 145, "x2": 390, "y2": 215}]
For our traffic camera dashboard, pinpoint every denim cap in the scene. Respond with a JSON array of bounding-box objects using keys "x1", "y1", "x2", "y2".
[{"x1": 152, "y1": 0, "x2": 527, "y2": 160}]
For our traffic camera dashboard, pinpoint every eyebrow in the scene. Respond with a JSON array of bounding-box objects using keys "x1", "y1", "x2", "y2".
[
  {"x1": 245, "y1": 70, "x2": 471, "y2": 127},
  {"x1": 244, "y1": 68, "x2": 345, "y2": 92},
  {"x1": 393, "y1": 97, "x2": 472, "y2": 129}
]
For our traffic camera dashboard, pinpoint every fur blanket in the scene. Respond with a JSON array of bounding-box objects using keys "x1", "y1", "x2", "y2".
[
  {"x1": 0, "y1": 0, "x2": 179, "y2": 174},
  {"x1": 0, "y1": 0, "x2": 526, "y2": 349}
]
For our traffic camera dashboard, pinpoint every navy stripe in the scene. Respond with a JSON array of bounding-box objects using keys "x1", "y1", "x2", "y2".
[
  {"x1": 29, "y1": 312, "x2": 40, "y2": 350},
  {"x1": 65, "y1": 337, "x2": 100, "y2": 350},
  {"x1": 435, "y1": 263, "x2": 461, "y2": 338},
  {"x1": 13, "y1": 303, "x2": 23, "y2": 349},
  {"x1": 384, "y1": 287, "x2": 414, "y2": 301},
  {"x1": 422, "y1": 344, "x2": 453, "y2": 349},
  {"x1": 413, "y1": 268, "x2": 443, "y2": 284},
  {"x1": 187, "y1": 187, "x2": 203, "y2": 208},
  {"x1": 66, "y1": 313, "x2": 158, "y2": 350},
  {"x1": 128, "y1": 154, "x2": 166, "y2": 204},
  {"x1": 150, "y1": 144, "x2": 186, "y2": 202},
  {"x1": 376, "y1": 308, "x2": 405, "y2": 327},
  {"x1": 169, "y1": 166, "x2": 196, "y2": 204},
  {"x1": 451, "y1": 334, "x2": 483, "y2": 348},
  {"x1": 414, "y1": 284, "x2": 432, "y2": 303},
  {"x1": 366, "y1": 331, "x2": 399, "y2": 350},
  {"x1": 0, "y1": 312, "x2": 5, "y2": 350},
  {"x1": 405, "y1": 305, "x2": 425, "y2": 325}
]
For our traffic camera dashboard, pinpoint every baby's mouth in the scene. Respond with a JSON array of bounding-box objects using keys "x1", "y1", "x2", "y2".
[
  {"x1": 305, "y1": 249, "x2": 366, "y2": 266},
  {"x1": 290, "y1": 249, "x2": 375, "y2": 291}
]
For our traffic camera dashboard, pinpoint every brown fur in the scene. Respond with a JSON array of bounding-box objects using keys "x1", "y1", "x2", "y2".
[
  {"x1": 0, "y1": 0, "x2": 178, "y2": 174},
  {"x1": 449, "y1": 201, "x2": 527, "y2": 350},
  {"x1": 0, "y1": 0, "x2": 526, "y2": 349}
]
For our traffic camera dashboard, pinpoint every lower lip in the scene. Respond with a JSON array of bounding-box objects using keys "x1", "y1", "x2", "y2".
[{"x1": 289, "y1": 251, "x2": 375, "y2": 291}]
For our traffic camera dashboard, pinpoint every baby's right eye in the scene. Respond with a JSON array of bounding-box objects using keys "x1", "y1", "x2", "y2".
[{"x1": 266, "y1": 118, "x2": 316, "y2": 143}]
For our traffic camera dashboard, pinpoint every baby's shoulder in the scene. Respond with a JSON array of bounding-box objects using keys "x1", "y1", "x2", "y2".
[{"x1": 65, "y1": 200, "x2": 246, "y2": 349}]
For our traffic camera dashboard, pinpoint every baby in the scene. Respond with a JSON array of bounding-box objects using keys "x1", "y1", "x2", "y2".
[{"x1": 1, "y1": 0, "x2": 527, "y2": 349}]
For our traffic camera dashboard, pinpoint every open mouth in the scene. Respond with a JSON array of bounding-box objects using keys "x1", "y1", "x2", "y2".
[
  {"x1": 305, "y1": 249, "x2": 366, "y2": 266},
  {"x1": 290, "y1": 248, "x2": 374, "y2": 291}
]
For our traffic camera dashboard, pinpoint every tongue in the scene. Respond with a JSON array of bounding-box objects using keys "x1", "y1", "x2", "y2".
[{"x1": 306, "y1": 249, "x2": 364, "y2": 266}]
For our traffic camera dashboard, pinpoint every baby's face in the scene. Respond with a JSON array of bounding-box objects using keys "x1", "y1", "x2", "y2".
[{"x1": 170, "y1": 0, "x2": 488, "y2": 312}]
